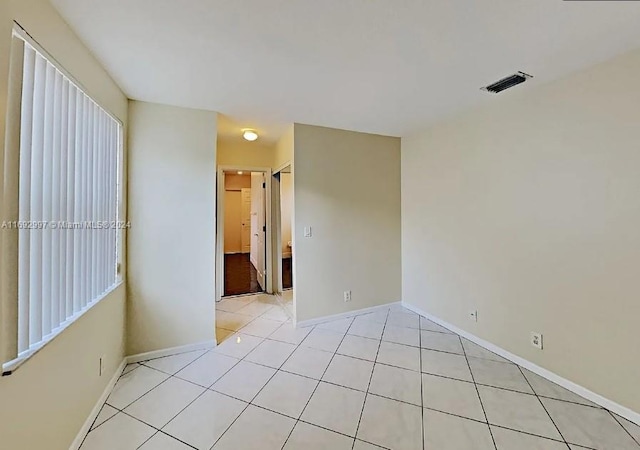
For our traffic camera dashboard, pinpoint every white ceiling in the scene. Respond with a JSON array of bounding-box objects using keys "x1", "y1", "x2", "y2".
[
  {"x1": 217, "y1": 113, "x2": 287, "y2": 146},
  {"x1": 51, "y1": 0, "x2": 640, "y2": 139}
]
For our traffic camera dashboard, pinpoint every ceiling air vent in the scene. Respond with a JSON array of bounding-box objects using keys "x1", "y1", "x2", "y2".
[{"x1": 481, "y1": 71, "x2": 532, "y2": 93}]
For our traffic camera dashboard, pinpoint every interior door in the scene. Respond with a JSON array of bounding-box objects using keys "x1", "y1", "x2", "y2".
[
  {"x1": 250, "y1": 173, "x2": 267, "y2": 289},
  {"x1": 240, "y1": 188, "x2": 251, "y2": 253}
]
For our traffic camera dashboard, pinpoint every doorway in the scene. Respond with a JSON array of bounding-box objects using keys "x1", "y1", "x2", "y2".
[
  {"x1": 216, "y1": 167, "x2": 273, "y2": 300},
  {"x1": 272, "y1": 164, "x2": 294, "y2": 315}
]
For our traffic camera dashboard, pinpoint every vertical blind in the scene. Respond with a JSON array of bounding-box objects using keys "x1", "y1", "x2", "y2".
[{"x1": 2, "y1": 29, "x2": 122, "y2": 370}]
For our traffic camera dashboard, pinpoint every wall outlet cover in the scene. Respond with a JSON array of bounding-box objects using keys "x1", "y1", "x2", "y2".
[{"x1": 531, "y1": 332, "x2": 543, "y2": 350}]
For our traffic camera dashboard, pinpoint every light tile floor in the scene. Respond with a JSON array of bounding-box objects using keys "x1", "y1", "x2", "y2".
[
  {"x1": 79, "y1": 296, "x2": 640, "y2": 450},
  {"x1": 278, "y1": 289, "x2": 294, "y2": 317}
]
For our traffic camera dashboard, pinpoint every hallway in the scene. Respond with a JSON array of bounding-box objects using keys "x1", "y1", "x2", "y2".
[{"x1": 223, "y1": 254, "x2": 262, "y2": 297}]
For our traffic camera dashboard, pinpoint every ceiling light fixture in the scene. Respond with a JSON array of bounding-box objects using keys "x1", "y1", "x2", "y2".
[{"x1": 242, "y1": 129, "x2": 258, "y2": 141}]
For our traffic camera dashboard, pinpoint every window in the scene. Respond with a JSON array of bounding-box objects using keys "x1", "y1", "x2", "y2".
[{"x1": 1, "y1": 26, "x2": 123, "y2": 373}]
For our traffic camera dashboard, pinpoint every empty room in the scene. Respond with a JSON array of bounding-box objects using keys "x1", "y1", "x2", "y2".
[{"x1": 0, "y1": 1, "x2": 639, "y2": 450}]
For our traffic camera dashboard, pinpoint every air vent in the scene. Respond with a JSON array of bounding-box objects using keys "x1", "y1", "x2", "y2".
[{"x1": 482, "y1": 71, "x2": 532, "y2": 93}]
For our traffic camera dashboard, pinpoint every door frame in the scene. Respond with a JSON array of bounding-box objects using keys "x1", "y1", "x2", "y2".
[
  {"x1": 271, "y1": 161, "x2": 293, "y2": 295},
  {"x1": 216, "y1": 165, "x2": 273, "y2": 301}
]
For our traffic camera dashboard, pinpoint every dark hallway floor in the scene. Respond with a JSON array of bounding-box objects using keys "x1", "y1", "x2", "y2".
[
  {"x1": 224, "y1": 253, "x2": 262, "y2": 297},
  {"x1": 282, "y1": 257, "x2": 292, "y2": 289}
]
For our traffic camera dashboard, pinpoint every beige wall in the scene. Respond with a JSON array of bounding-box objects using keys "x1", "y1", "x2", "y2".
[
  {"x1": 224, "y1": 174, "x2": 250, "y2": 253},
  {"x1": 294, "y1": 124, "x2": 401, "y2": 322},
  {"x1": 224, "y1": 191, "x2": 242, "y2": 253},
  {"x1": 225, "y1": 173, "x2": 251, "y2": 190},
  {"x1": 217, "y1": 138, "x2": 275, "y2": 167},
  {"x1": 280, "y1": 172, "x2": 293, "y2": 257},
  {"x1": 0, "y1": 1, "x2": 128, "y2": 449},
  {"x1": 0, "y1": 286, "x2": 126, "y2": 450},
  {"x1": 127, "y1": 101, "x2": 216, "y2": 355},
  {"x1": 402, "y1": 49, "x2": 640, "y2": 414},
  {"x1": 274, "y1": 124, "x2": 294, "y2": 169},
  {"x1": 216, "y1": 124, "x2": 292, "y2": 170}
]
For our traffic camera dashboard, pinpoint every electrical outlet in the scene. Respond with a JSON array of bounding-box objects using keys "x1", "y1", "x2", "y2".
[
  {"x1": 469, "y1": 310, "x2": 478, "y2": 322},
  {"x1": 99, "y1": 354, "x2": 106, "y2": 376},
  {"x1": 304, "y1": 226, "x2": 312, "y2": 238},
  {"x1": 530, "y1": 332, "x2": 543, "y2": 350},
  {"x1": 344, "y1": 291, "x2": 352, "y2": 302}
]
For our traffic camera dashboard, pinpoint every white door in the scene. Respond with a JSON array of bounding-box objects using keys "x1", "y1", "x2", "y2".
[
  {"x1": 250, "y1": 173, "x2": 266, "y2": 289},
  {"x1": 240, "y1": 188, "x2": 251, "y2": 253}
]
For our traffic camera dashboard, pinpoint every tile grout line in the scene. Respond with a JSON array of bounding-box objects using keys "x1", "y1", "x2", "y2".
[
  {"x1": 217, "y1": 301, "x2": 273, "y2": 335},
  {"x1": 221, "y1": 360, "x2": 588, "y2": 448},
  {"x1": 208, "y1": 313, "x2": 309, "y2": 449},
  {"x1": 80, "y1": 303, "x2": 327, "y2": 448},
  {"x1": 351, "y1": 308, "x2": 391, "y2": 449},
  {"x1": 459, "y1": 333, "x2": 499, "y2": 450},
  {"x1": 259, "y1": 339, "x2": 598, "y2": 411},
  {"x1": 133, "y1": 343, "x2": 243, "y2": 428},
  {"x1": 149, "y1": 344, "x2": 253, "y2": 449},
  {"x1": 218, "y1": 294, "x2": 289, "y2": 333},
  {"x1": 203, "y1": 381, "x2": 389, "y2": 449},
  {"x1": 96, "y1": 382, "x2": 574, "y2": 450},
  {"x1": 216, "y1": 294, "x2": 260, "y2": 315},
  {"x1": 608, "y1": 410, "x2": 640, "y2": 448},
  {"x1": 83, "y1": 304, "x2": 613, "y2": 450},
  {"x1": 516, "y1": 364, "x2": 570, "y2": 447},
  {"x1": 157, "y1": 308, "x2": 579, "y2": 449},
  {"x1": 140, "y1": 346, "x2": 214, "y2": 377},
  {"x1": 280, "y1": 315, "x2": 359, "y2": 449},
  {"x1": 94, "y1": 405, "x2": 203, "y2": 450},
  {"x1": 224, "y1": 306, "x2": 292, "y2": 344},
  {"x1": 117, "y1": 347, "x2": 245, "y2": 450},
  {"x1": 104, "y1": 337, "x2": 573, "y2": 446},
  {"x1": 83, "y1": 300, "x2": 272, "y2": 449},
  {"x1": 129, "y1": 418, "x2": 198, "y2": 450},
  {"x1": 209, "y1": 305, "x2": 323, "y2": 450}
]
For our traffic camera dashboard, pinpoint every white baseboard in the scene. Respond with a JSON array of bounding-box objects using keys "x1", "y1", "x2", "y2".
[
  {"x1": 125, "y1": 340, "x2": 217, "y2": 364},
  {"x1": 70, "y1": 340, "x2": 218, "y2": 449},
  {"x1": 295, "y1": 301, "x2": 400, "y2": 328},
  {"x1": 401, "y1": 301, "x2": 640, "y2": 426},
  {"x1": 69, "y1": 359, "x2": 126, "y2": 450}
]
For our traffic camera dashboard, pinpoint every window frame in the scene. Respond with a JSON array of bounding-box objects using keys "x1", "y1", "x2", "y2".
[{"x1": 0, "y1": 23, "x2": 125, "y2": 375}]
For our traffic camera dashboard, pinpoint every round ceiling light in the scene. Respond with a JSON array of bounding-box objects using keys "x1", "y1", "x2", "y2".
[{"x1": 242, "y1": 129, "x2": 258, "y2": 141}]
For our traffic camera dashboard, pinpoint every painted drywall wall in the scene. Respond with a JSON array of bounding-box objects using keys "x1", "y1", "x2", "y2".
[
  {"x1": 280, "y1": 172, "x2": 293, "y2": 257},
  {"x1": 0, "y1": 286, "x2": 126, "y2": 450},
  {"x1": 0, "y1": 1, "x2": 128, "y2": 449},
  {"x1": 402, "y1": 48, "x2": 640, "y2": 414},
  {"x1": 294, "y1": 124, "x2": 401, "y2": 322},
  {"x1": 127, "y1": 101, "x2": 216, "y2": 355},
  {"x1": 274, "y1": 124, "x2": 294, "y2": 169},
  {"x1": 223, "y1": 174, "x2": 251, "y2": 254},
  {"x1": 217, "y1": 138, "x2": 275, "y2": 167},
  {"x1": 224, "y1": 191, "x2": 242, "y2": 253},
  {"x1": 225, "y1": 173, "x2": 251, "y2": 190}
]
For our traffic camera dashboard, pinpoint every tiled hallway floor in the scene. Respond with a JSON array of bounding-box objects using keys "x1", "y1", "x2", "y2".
[{"x1": 79, "y1": 297, "x2": 640, "y2": 449}]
